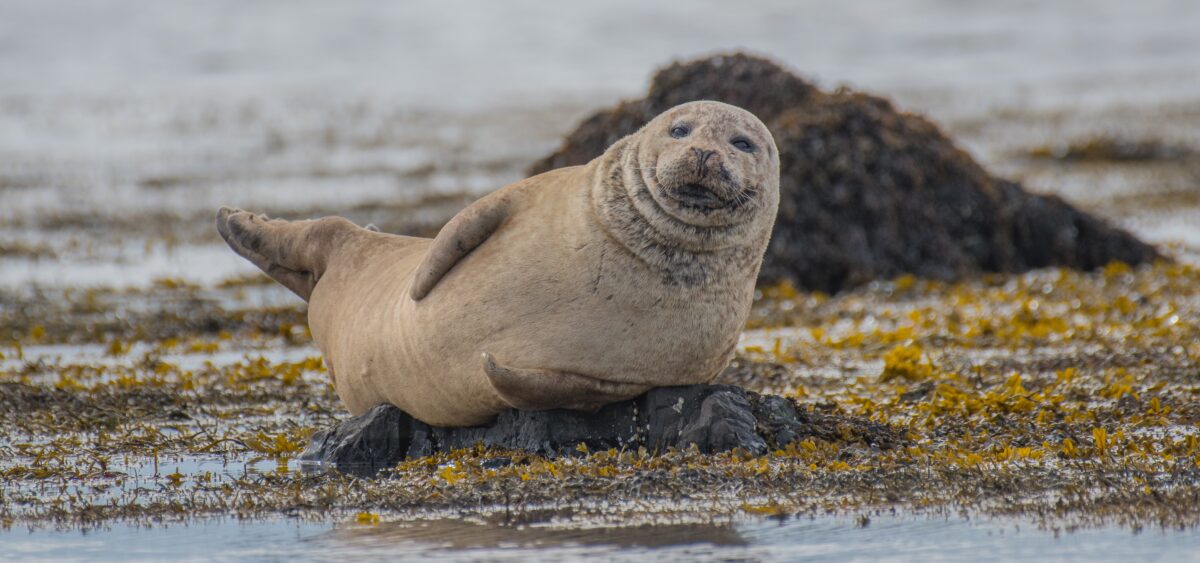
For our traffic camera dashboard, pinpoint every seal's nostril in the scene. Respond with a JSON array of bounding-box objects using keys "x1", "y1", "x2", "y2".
[{"x1": 693, "y1": 148, "x2": 715, "y2": 177}]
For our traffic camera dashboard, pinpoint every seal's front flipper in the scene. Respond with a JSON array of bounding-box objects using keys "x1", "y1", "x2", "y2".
[
  {"x1": 481, "y1": 352, "x2": 649, "y2": 411},
  {"x1": 410, "y1": 195, "x2": 511, "y2": 301}
]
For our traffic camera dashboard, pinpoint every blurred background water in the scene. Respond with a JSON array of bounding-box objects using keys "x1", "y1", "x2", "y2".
[
  {"x1": 1, "y1": 0, "x2": 1198, "y2": 288},
  {"x1": 2, "y1": 1, "x2": 1200, "y2": 559},
  {"x1": 3, "y1": 0, "x2": 1197, "y2": 110}
]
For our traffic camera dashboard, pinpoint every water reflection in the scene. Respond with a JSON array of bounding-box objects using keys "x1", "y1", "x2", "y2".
[
  {"x1": 328, "y1": 518, "x2": 747, "y2": 551},
  {"x1": 303, "y1": 513, "x2": 1200, "y2": 562},
  {"x1": 5, "y1": 513, "x2": 1200, "y2": 562}
]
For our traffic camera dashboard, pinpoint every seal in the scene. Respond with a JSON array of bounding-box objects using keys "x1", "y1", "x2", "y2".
[{"x1": 216, "y1": 101, "x2": 780, "y2": 426}]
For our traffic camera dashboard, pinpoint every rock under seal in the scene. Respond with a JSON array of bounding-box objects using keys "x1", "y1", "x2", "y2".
[{"x1": 300, "y1": 384, "x2": 901, "y2": 476}]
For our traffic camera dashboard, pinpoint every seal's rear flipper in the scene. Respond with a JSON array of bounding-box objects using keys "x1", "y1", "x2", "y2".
[
  {"x1": 481, "y1": 352, "x2": 649, "y2": 411},
  {"x1": 216, "y1": 206, "x2": 362, "y2": 301}
]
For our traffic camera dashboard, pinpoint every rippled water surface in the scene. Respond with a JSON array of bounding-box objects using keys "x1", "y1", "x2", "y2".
[
  {"x1": 3, "y1": 0, "x2": 1200, "y2": 559},
  {"x1": 6, "y1": 514, "x2": 1200, "y2": 562},
  {"x1": 3, "y1": 0, "x2": 1199, "y2": 287}
]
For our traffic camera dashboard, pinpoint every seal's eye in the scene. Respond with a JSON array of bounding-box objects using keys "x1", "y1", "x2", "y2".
[
  {"x1": 670, "y1": 125, "x2": 690, "y2": 139},
  {"x1": 731, "y1": 137, "x2": 755, "y2": 153}
]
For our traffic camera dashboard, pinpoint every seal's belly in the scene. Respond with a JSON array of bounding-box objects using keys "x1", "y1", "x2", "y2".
[
  {"x1": 415, "y1": 232, "x2": 745, "y2": 387},
  {"x1": 314, "y1": 221, "x2": 749, "y2": 424}
]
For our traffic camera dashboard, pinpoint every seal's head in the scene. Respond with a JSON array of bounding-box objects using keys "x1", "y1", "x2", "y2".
[
  {"x1": 592, "y1": 101, "x2": 779, "y2": 285},
  {"x1": 632, "y1": 101, "x2": 779, "y2": 231}
]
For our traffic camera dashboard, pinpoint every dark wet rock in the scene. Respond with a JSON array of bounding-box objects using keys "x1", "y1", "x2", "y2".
[
  {"x1": 417, "y1": 400, "x2": 639, "y2": 457},
  {"x1": 639, "y1": 385, "x2": 765, "y2": 455},
  {"x1": 300, "y1": 384, "x2": 902, "y2": 475},
  {"x1": 749, "y1": 394, "x2": 808, "y2": 448},
  {"x1": 529, "y1": 53, "x2": 1160, "y2": 294},
  {"x1": 301, "y1": 404, "x2": 409, "y2": 470}
]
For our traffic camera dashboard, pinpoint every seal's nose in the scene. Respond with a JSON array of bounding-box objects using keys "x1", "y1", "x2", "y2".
[{"x1": 693, "y1": 148, "x2": 716, "y2": 177}]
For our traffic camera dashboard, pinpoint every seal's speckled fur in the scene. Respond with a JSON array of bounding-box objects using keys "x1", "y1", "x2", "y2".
[{"x1": 216, "y1": 101, "x2": 779, "y2": 426}]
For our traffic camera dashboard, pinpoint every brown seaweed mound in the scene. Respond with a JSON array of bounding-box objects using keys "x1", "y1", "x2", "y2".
[{"x1": 529, "y1": 53, "x2": 1159, "y2": 293}]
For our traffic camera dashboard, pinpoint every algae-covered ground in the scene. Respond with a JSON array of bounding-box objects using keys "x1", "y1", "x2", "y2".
[
  {"x1": 3, "y1": 259, "x2": 1198, "y2": 534},
  {"x1": 3, "y1": 4, "x2": 1200, "y2": 555}
]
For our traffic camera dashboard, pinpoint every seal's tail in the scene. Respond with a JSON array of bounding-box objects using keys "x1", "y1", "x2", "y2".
[{"x1": 215, "y1": 207, "x2": 364, "y2": 301}]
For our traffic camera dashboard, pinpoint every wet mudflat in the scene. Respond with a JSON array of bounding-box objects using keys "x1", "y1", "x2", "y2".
[
  {"x1": 3, "y1": 261, "x2": 1200, "y2": 560},
  {"x1": 5, "y1": 0, "x2": 1200, "y2": 559}
]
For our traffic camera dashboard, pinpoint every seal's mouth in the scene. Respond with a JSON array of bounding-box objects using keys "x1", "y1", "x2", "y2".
[{"x1": 668, "y1": 183, "x2": 727, "y2": 210}]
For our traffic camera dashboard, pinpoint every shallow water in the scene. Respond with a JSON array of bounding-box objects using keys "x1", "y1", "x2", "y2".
[
  {"x1": 6, "y1": 514, "x2": 1200, "y2": 562},
  {"x1": 2, "y1": 0, "x2": 1199, "y2": 288},
  {"x1": 3, "y1": 1, "x2": 1200, "y2": 559},
  {"x1": 4, "y1": 0, "x2": 1197, "y2": 111}
]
